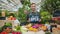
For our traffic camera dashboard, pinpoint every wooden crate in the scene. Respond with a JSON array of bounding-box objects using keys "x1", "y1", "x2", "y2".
[{"x1": 52, "y1": 27, "x2": 60, "y2": 34}]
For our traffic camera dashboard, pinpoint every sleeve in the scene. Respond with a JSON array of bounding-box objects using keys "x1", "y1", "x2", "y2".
[
  {"x1": 26, "y1": 13, "x2": 29, "y2": 20},
  {"x1": 38, "y1": 12, "x2": 41, "y2": 19}
]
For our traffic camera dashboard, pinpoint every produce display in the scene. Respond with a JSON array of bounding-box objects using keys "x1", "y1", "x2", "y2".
[
  {"x1": 12, "y1": 32, "x2": 21, "y2": 34},
  {"x1": 20, "y1": 26, "x2": 28, "y2": 32},
  {"x1": 8, "y1": 16, "x2": 16, "y2": 20},
  {"x1": 52, "y1": 17, "x2": 60, "y2": 21},
  {"x1": 14, "y1": 25, "x2": 21, "y2": 32},
  {"x1": 28, "y1": 27, "x2": 38, "y2": 32},
  {"x1": 52, "y1": 26, "x2": 60, "y2": 34},
  {"x1": 20, "y1": 23, "x2": 48, "y2": 32},
  {"x1": 41, "y1": 24, "x2": 47, "y2": 31},
  {"x1": 0, "y1": 0, "x2": 60, "y2": 34},
  {"x1": 57, "y1": 25, "x2": 60, "y2": 30}
]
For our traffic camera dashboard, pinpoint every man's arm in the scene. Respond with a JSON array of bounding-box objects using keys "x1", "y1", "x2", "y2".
[
  {"x1": 27, "y1": 18, "x2": 30, "y2": 22},
  {"x1": 27, "y1": 13, "x2": 30, "y2": 22},
  {"x1": 38, "y1": 12, "x2": 41, "y2": 22}
]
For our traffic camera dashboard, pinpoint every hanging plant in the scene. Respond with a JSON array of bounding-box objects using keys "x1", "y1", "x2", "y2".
[
  {"x1": 41, "y1": 0, "x2": 60, "y2": 14},
  {"x1": 5, "y1": 10, "x2": 10, "y2": 17},
  {"x1": 18, "y1": 0, "x2": 31, "y2": 22}
]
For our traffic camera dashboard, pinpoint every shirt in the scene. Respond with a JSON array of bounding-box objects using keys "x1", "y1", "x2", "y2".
[{"x1": 27, "y1": 11, "x2": 40, "y2": 22}]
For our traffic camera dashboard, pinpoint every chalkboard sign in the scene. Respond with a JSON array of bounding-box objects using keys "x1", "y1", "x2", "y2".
[
  {"x1": 0, "y1": 12, "x2": 1, "y2": 17},
  {"x1": 53, "y1": 9, "x2": 60, "y2": 17},
  {"x1": 0, "y1": 17, "x2": 6, "y2": 20}
]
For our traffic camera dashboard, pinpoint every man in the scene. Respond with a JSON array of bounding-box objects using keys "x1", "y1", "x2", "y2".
[{"x1": 27, "y1": 3, "x2": 41, "y2": 24}]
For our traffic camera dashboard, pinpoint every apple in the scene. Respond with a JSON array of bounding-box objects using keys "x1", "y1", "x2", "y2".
[
  {"x1": 12, "y1": 32, "x2": 21, "y2": 34},
  {"x1": 12, "y1": 18, "x2": 16, "y2": 20}
]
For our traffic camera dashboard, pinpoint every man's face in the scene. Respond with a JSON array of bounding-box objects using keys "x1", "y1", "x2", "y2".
[{"x1": 30, "y1": 4, "x2": 36, "y2": 11}]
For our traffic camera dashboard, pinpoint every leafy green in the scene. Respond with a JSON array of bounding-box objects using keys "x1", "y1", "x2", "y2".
[
  {"x1": 4, "y1": 23, "x2": 12, "y2": 26},
  {"x1": 41, "y1": 0, "x2": 60, "y2": 14}
]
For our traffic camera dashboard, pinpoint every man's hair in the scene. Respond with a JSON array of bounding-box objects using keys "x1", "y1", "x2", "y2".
[
  {"x1": 30, "y1": 3, "x2": 36, "y2": 7},
  {"x1": 31, "y1": 3, "x2": 36, "y2": 5}
]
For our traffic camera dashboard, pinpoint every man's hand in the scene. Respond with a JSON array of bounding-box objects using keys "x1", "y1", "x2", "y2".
[
  {"x1": 24, "y1": 10, "x2": 28, "y2": 14},
  {"x1": 27, "y1": 18, "x2": 30, "y2": 22},
  {"x1": 39, "y1": 19, "x2": 41, "y2": 22}
]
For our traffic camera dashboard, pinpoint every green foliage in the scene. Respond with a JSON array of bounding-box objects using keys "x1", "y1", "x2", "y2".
[
  {"x1": 18, "y1": 0, "x2": 31, "y2": 22},
  {"x1": 21, "y1": 0, "x2": 30, "y2": 5},
  {"x1": 15, "y1": 25, "x2": 21, "y2": 31},
  {"x1": 0, "y1": 26, "x2": 2, "y2": 32},
  {"x1": 40, "y1": 10, "x2": 52, "y2": 24},
  {"x1": 40, "y1": 10, "x2": 52, "y2": 20},
  {"x1": 5, "y1": 10, "x2": 10, "y2": 17},
  {"x1": 45, "y1": 32, "x2": 51, "y2": 34},
  {"x1": 4, "y1": 23, "x2": 12, "y2": 27},
  {"x1": 41, "y1": 0, "x2": 60, "y2": 22},
  {"x1": 14, "y1": 12, "x2": 18, "y2": 18},
  {"x1": 0, "y1": 10, "x2": 10, "y2": 17},
  {"x1": 18, "y1": 8, "x2": 27, "y2": 22},
  {"x1": 41, "y1": 0, "x2": 60, "y2": 14}
]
